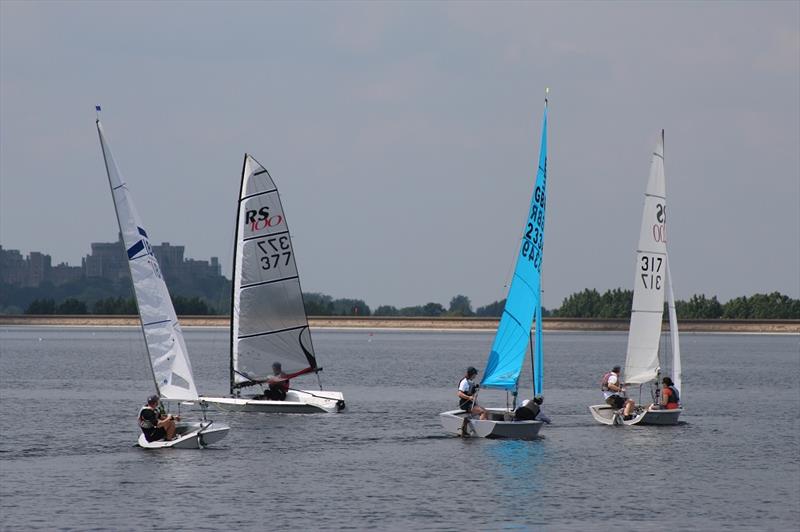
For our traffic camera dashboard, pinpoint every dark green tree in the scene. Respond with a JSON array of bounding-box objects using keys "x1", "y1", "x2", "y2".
[
  {"x1": 56, "y1": 298, "x2": 88, "y2": 314},
  {"x1": 331, "y1": 298, "x2": 371, "y2": 316},
  {"x1": 25, "y1": 299, "x2": 56, "y2": 314},
  {"x1": 676, "y1": 294, "x2": 723, "y2": 319},
  {"x1": 374, "y1": 305, "x2": 400, "y2": 316},
  {"x1": 421, "y1": 302, "x2": 445, "y2": 316},
  {"x1": 303, "y1": 293, "x2": 334, "y2": 315},
  {"x1": 93, "y1": 297, "x2": 137, "y2": 314},
  {"x1": 447, "y1": 294, "x2": 474, "y2": 317},
  {"x1": 172, "y1": 296, "x2": 211, "y2": 315},
  {"x1": 476, "y1": 299, "x2": 505, "y2": 317}
]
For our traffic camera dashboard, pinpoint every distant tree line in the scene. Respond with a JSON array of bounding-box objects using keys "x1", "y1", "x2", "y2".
[
  {"x1": 552, "y1": 289, "x2": 800, "y2": 320},
  {"x1": 1, "y1": 275, "x2": 230, "y2": 315},
  {"x1": 10, "y1": 286, "x2": 800, "y2": 320},
  {"x1": 24, "y1": 296, "x2": 215, "y2": 315}
]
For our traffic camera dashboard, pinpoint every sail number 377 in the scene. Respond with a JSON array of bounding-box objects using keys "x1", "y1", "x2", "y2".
[{"x1": 257, "y1": 237, "x2": 292, "y2": 270}]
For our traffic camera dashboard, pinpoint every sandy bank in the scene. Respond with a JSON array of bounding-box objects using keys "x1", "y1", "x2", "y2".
[{"x1": 1, "y1": 315, "x2": 797, "y2": 333}]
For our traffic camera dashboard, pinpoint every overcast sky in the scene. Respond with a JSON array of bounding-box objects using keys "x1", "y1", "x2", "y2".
[{"x1": 1, "y1": 1, "x2": 798, "y2": 310}]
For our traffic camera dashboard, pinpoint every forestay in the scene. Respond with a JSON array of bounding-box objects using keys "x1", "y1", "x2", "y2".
[
  {"x1": 624, "y1": 132, "x2": 667, "y2": 385},
  {"x1": 482, "y1": 103, "x2": 548, "y2": 392},
  {"x1": 231, "y1": 154, "x2": 317, "y2": 391},
  {"x1": 96, "y1": 118, "x2": 198, "y2": 401}
]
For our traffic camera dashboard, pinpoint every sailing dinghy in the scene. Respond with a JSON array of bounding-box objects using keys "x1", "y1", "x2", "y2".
[
  {"x1": 201, "y1": 154, "x2": 344, "y2": 414},
  {"x1": 589, "y1": 131, "x2": 682, "y2": 426},
  {"x1": 440, "y1": 97, "x2": 549, "y2": 439},
  {"x1": 96, "y1": 110, "x2": 230, "y2": 448}
]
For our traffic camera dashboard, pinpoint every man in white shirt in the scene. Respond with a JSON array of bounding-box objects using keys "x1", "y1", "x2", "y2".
[
  {"x1": 603, "y1": 365, "x2": 635, "y2": 419},
  {"x1": 457, "y1": 366, "x2": 488, "y2": 420}
]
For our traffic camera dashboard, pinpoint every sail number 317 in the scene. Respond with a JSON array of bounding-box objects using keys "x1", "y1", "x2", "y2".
[{"x1": 640, "y1": 255, "x2": 662, "y2": 290}]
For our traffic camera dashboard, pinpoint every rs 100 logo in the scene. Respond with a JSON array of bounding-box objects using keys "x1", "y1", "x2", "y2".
[
  {"x1": 652, "y1": 203, "x2": 667, "y2": 243},
  {"x1": 245, "y1": 206, "x2": 284, "y2": 231}
]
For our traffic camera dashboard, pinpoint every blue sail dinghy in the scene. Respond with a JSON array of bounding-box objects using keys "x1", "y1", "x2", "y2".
[{"x1": 440, "y1": 97, "x2": 550, "y2": 439}]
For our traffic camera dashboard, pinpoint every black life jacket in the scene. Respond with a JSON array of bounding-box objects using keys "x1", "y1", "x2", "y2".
[
  {"x1": 138, "y1": 406, "x2": 157, "y2": 429},
  {"x1": 458, "y1": 378, "x2": 476, "y2": 408},
  {"x1": 665, "y1": 385, "x2": 680, "y2": 405},
  {"x1": 515, "y1": 402, "x2": 540, "y2": 421}
]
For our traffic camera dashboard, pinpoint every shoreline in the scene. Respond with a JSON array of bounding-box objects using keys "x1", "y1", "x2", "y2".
[{"x1": 1, "y1": 315, "x2": 797, "y2": 333}]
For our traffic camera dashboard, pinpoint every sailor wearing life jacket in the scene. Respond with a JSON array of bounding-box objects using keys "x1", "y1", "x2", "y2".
[
  {"x1": 659, "y1": 377, "x2": 681, "y2": 410},
  {"x1": 602, "y1": 365, "x2": 636, "y2": 419},
  {"x1": 514, "y1": 396, "x2": 552, "y2": 423},
  {"x1": 138, "y1": 394, "x2": 179, "y2": 442},
  {"x1": 457, "y1": 366, "x2": 488, "y2": 420}
]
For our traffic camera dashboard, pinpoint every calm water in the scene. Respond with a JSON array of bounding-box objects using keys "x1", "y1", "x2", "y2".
[{"x1": 1, "y1": 327, "x2": 798, "y2": 531}]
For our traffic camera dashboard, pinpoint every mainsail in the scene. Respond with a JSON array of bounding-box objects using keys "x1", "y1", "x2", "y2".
[
  {"x1": 96, "y1": 116, "x2": 198, "y2": 401},
  {"x1": 624, "y1": 131, "x2": 667, "y2": 385},
  {"x1": 482, "y1": 101, "x2": 548, "y2": 392},
  {"x1": 230, "y1": 154, "x2": 317, "y2": 391}
]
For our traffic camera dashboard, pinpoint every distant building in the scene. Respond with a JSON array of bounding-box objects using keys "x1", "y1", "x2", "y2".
[
  {"x1": 84, "y1": 236, "x2": 128, "y2": 281},
  {"x1": 0, "y1": 247, "x2": 26, "y2": 286},
  {"x1": 0, "y1": 236, "x2": 224, "y2": 289}
]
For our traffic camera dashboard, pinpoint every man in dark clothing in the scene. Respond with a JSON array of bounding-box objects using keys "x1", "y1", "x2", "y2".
[
  {"x1": 138, "y1": 395, "x2": 179, "y2": 441},
  {"x1": 514, "y1": 397, "x2": 541, "y2": 421}
]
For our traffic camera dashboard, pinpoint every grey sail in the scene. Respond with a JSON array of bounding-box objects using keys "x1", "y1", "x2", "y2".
[{"x1": 231, "y1": 154, "x2": 317, "y2": 391}]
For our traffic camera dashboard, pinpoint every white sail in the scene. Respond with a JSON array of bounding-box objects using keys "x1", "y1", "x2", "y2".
[
  {"x1": 231, "y1": 154, "x2": 317, "y2": 390},
  {"x1": 666, "y1": 257, "x2": 681, "y2": 395},
  {"x1": 624, "y1": 132, "x2": 667, "y2": 385},
  {"x1": 96, "y1": 118, "x2": 198, "y2": 401}
]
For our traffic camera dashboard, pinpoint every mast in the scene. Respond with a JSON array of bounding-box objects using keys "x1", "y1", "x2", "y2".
[{"x1": 229, "y1": 154, "x2": 248, "y2": 395}]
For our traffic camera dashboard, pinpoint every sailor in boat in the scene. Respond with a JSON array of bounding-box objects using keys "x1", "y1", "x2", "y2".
[
  {"x1": 458, "y1": 367, "x2": 488, "y2": 420},
  {"x1": 138, "y1": 395, "x2": 180, "y2": 442},
  {"x1": 255, "y1": 362, "x2": 290, "y2": 401},
  {"x1": 651, "y1": 377, "x2": 680, "y2": 410},
  {"x1": 514, "y1": 397, "x2": 551, "y2": 424},
  {"x1": 602, "y1": 366, "x2": 635, "y2": 420}
]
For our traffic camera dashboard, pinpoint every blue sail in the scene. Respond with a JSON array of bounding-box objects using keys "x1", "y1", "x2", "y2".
[{"x1": 481, "y1": 102, "x2": 548, "y2": 392}]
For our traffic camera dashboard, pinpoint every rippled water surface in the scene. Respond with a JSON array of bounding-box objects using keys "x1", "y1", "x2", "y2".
[{"x1": 1, "y1": 327, "x2": 798, "y2": 530}]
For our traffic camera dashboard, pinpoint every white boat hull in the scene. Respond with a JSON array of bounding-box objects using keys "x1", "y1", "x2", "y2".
[
  {"x1": 201, "y1": 389, "x2": 345, "y2": 414},
  {"x1": 440, "y1": 408, "x2": 543, "y2": 439},
  {"x1": 589, "y1": 404, "x2": 682, "y2": 426},
  {"x1": 137, "y1": 421, "x2": 230, "y2": 449}
]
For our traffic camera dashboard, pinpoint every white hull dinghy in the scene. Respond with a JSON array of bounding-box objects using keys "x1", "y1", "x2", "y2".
[
  {"x1": 589, "y1": 405, "x2": 683, "y2": 426},
  {"x1": 201, "y1": 154, "x2": 344, "y2": 414},
  {"x1": 96, "y1": 108, "x2": 229, "y2": 448},
  {"x1": 440, "y1": 95, "x2": 550, "y2": 439},
  {"x1": 203, "y1": 390, "x2": 344, "y2": 414},
  {"x1": 137, "y1": 421, "x2": 231, "y2": 449},
  {"x1": 589, "y1": 130, "x2": 682, "y2": 427},
  {"x1": 440, "y1": 409, "x2": 543, "y2": 439}
]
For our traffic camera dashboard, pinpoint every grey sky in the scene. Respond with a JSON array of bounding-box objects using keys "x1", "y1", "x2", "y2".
[{"x1": 1, "y1": 1, "x2": 798, "y2": 310}]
